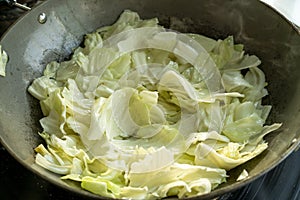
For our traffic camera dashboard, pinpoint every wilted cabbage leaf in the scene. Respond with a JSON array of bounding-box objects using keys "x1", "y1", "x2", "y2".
[
  {"x1": 0, "y1": 45, "x2": 8, "y2": 77},
  {"x1": 29, "y1": 10, "x2": 281, "y2": 199}
]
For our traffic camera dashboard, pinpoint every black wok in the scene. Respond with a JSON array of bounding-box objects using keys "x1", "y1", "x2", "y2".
[{"x1": 0, "y1": 0, "x2": 300, "y2": 199}]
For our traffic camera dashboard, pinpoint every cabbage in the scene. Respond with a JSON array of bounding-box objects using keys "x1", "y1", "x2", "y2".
[
  {"x1": 30, "y1": 10, "x2": 281, "y2": 199},
  {"x1": 0, "y1": 45, "x2": 8, "y2": 77}
]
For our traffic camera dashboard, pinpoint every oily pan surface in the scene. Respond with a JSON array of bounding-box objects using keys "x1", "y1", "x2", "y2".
[{"x1": 0, "y1": 0, "x2": 300, "y2": 199}]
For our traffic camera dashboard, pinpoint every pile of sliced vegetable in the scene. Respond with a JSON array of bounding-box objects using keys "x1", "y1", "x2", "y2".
[{"x1": 28, "y1": 10, "x2": 281, "y2": 199}]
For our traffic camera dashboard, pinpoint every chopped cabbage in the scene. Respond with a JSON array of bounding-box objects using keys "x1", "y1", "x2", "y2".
[
  {"x1": 0, "y1": 45, "x2": 8, "y2": 77},
  {"x1": 237, "y1": 169, "x2": 249, "y2": 181},
  {"x1": 29, "y1": 10, "x2": 281, "y2": 199}
]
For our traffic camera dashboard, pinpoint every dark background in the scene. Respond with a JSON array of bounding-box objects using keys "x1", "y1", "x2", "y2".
[{"x1": 0, "y1": 1, "x2": 299, "y2": 200}]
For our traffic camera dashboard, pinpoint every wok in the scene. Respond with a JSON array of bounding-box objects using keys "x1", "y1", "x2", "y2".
[{"x1": 0, "y1": 0, "x2": 300, "y2": 199}]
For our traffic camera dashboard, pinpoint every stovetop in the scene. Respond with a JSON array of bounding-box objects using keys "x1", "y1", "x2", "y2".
[{"x1": 0, "y1": 2, "x2": 300, "y2": 200}]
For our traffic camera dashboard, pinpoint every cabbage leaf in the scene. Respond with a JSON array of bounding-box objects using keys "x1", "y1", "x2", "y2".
[{"x1": 30, "y1": 10, "x2": 281, "y2": 199}]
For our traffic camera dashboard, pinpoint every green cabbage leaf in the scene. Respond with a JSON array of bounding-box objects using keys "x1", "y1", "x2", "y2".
[{"x1": 29, "y1": 10, "x2": 281, "y2": 199}]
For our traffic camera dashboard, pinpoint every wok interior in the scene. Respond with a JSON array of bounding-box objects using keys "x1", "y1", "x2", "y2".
[{"x1": 0, "y1": 0, "x2": 300, "y2": 199}]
